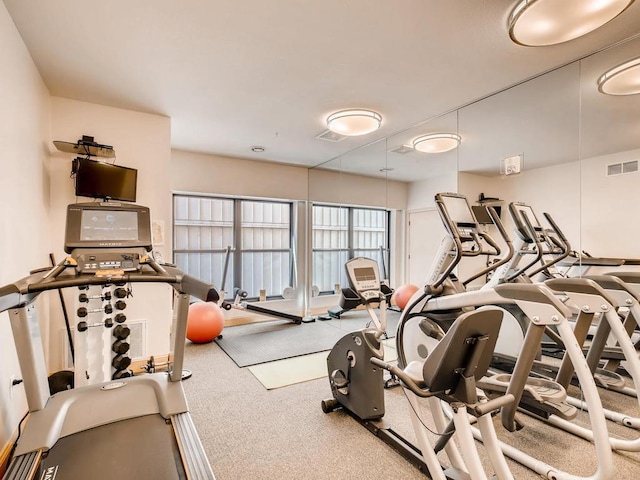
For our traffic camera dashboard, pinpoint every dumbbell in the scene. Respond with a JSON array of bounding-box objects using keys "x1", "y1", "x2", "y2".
[
  {"x1": 115, "y1": 313, "x2": 127, "y2": 324},
  {"x1": 112, "y1": 369, "x2": 133, "y2": 380},
  {"x1": 77, "y1": 304, "x2": 113, "y2": 317},
  {"x1": 78, "y1": 291, "x2": 112, "y2": 303},
  {"x1": 112, "y1": 354, "x2": 131, "y2": 370},
  {"x1": 76, "y1": 318, "x2": 114, "y2": 332},
  {"x1": 113, "y1": 287, "x2": 129, "y2": 299},
  {"x1": 114, "y1": 300, "x2": 127, "y2": 311},
  {"x1": 112, "y1": 340, "x2": 130, "y2": 355},
  {"x1": 113, "y1": 324, "x2": 130, "y2": 339}
]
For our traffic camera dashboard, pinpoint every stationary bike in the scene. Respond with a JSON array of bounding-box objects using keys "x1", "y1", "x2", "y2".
[
  {"x1": 321, "y1": 257, "x2": 516, "y2": 480},
  {"x1": 322, "y1": 257, "x2": 389, "y2": 420}
]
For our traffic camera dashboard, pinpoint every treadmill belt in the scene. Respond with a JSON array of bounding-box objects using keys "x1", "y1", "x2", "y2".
[{"x1": 38, "y1": 414, "x2": 186, "y2": 479}]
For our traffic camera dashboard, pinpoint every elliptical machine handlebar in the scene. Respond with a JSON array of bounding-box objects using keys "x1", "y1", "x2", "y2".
[
  {"x1": 506, "y1": 206, "x2": 572, "y2": 281},
  {"x1": 432, "y1": 194, "x2": 515, "y2": 291},
  {"x1": 463, "y1": 206, "x2": 515, "y2": 287}
]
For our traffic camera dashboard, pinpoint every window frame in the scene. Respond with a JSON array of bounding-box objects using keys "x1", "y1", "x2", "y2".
[
  {"x1": 173, "y1": 193, "x2": 294, "y2": 301},
  {"x1": 311, "y1": 203, "x2": 390, "y2": 294}
]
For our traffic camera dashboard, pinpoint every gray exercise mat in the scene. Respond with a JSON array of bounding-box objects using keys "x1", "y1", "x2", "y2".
[{"x1": 214, "y1": 309, "x2": 401, "y2": 367}]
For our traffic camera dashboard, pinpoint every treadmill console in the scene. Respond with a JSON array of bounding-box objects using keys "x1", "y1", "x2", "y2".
[
  {"x1": 64, "y1": 202, "x2": 153, "y2": 273},
  {"x1": 437, "y1": 193, "x2": 479, "y2": 241},
  {"x1": 509, "y1": 202, "x2": 543, "y2": 243},
  {"x1": 345, "y1": 257, "x2": 382, "y2": 303}
]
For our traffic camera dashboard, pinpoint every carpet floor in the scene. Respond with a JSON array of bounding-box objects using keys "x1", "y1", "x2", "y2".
[{"x1": 183, "y1": 339, "x2": 640, "y2": 480}]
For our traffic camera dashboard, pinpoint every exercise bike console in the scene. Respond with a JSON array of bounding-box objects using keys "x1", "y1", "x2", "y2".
[{"x1": 345, "y1": 257, "x2": 383, "y2": 303}]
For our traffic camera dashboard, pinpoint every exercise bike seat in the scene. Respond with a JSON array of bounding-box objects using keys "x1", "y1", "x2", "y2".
[{"x1": 401, "y1": 307, "x2": 504, "y2": 406}]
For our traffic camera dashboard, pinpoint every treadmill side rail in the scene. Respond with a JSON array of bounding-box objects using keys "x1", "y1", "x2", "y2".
[
  {"x1": 172, "y1": 412, "x2": 216, "y2": 479},
  {"x1": 3, "y1": 451, "x2": 42, "y2": 480}
]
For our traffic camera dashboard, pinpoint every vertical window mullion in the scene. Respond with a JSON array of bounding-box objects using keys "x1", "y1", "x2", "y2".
[
  {"x1": 233, "y1": 198, "x2": 242, "y2": 293},
  {"x1": 348, "y1": 207, "x2": 354, "y2": 260}
]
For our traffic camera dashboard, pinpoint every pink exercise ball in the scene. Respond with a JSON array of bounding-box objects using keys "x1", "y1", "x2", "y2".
[
  {"x1": 393, "y1": 284, "x2": 420, "y2": 310},
  {"x1": 187, "y1": 302, "x2": 224, "y2": 343}
]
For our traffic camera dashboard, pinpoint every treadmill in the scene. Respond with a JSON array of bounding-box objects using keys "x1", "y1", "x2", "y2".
[{"x1": 2, "y1": 202, "x2": 218, "y2": 480}]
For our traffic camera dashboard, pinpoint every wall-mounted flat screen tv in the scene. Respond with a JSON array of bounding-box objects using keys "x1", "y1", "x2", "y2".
[
  {"x1": 75, "y1": 158, "x2": 137, "y2": 202},
  {"x1": 471, "y1": 205, "x2": 501, "y2": 224}
]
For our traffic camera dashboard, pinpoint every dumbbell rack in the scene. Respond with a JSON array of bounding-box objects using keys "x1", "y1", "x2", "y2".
[{"x1": 74, "y1": 285, "x2": 130, "y2": 386}]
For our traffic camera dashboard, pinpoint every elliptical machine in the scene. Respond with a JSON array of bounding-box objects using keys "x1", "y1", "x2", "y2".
[{"x1": 321, "y1": 257, "x2": 516, "y2": 480}]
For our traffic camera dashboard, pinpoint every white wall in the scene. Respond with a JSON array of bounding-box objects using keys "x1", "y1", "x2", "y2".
[
  {"x1": 0, "y1": 0, "x2": 51, "y2": 453},
  {"x1": 308, "y1": 168, "x2": 408, "y2": 210},
  {"x1": 580, "y1": 148, "x2": 640, "y2": 258},
  {"x1": 172, "y1": 149, "x2": 309, "y2": 201},
  {"x1": 406, "y1": 171, "x2": 458, "y2": 211},
  {"x1": 459, "y1": 164, "x2": 581, "y2": 249},
  {"x1": 47, "y1": 98, "x2": 174, "y2": 372}
]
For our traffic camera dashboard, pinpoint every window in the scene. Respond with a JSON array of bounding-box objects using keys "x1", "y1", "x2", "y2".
[
  {"x1": 173, "y1": 195, "x2": 292, "y2": 299},
  {"x1": 312, "y1": 204, "x2": 389, "y2": 293}
]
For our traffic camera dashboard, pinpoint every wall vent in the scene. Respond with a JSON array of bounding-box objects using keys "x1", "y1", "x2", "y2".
[
  {"x1": 389, "y1": 144, "x2": 414, "y2": 154},
  {"x1": 607, "y1": 160, "x2": 638, "y2": 176},
  {"x1": 62, "y1": 319, "x2": 147, "y2": 369},
  {"x1": 315, "y1": 129, "x2": 347, "y2": 142}
]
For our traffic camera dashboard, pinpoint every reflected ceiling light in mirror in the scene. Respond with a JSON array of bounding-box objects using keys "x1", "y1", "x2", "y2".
[
  {"x1": 508, "y1": 0, "x2": 635, "y2": 47},
  {"x1": 326, "y1": 109, "x2": 382, "y2": 136},
  {"x1": 597, "y1": 57, "x2": 640, "y2": 95},
  {"x1": 412, "y1": 133, "x2": 461, "y2": 153}
]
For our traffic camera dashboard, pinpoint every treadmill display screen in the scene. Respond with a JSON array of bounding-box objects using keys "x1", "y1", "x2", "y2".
[
  {"x1": 354, "y1": 267, "x2": 376, "y2": 282},
  {"x1": 443, "y1": 196, "x2": 476, "y2": 225},
  {"x1": 514, "y1": 205, "x2": 541, "y2": 229},
  {"x1": 80, "y1": 210, "x2": 139, "y2": 241},
  {"x1": 65, "y1": 202, "x2": 152, "y2": 253}
]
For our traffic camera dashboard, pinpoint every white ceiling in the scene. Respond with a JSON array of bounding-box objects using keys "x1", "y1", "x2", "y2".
[{"x1": 5, "y1": 0, "x2": 640, "y2": 181}]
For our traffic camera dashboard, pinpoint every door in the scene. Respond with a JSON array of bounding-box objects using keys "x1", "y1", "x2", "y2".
[{"x1": 407, "y1": 209, "x2": 444, "y2": 286}]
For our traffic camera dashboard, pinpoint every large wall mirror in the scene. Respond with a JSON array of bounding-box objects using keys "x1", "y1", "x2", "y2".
[
  {"x1": 456, "y1": 60, "x2": 582, "y2": 284},
  {"x1": 579, "y1": 35, "x2": 640, "y2": 261},
  {"x1": 385, "y1": 111, "x2": 459, "y2": 286},
  {"x1": 308, "y1": 32, "x2": 640, "y2": 298}
]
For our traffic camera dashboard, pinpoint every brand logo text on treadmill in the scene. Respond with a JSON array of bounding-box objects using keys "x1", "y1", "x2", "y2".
[{"x1": 41, "y1": 466, "x2": 58, "y2": 480}]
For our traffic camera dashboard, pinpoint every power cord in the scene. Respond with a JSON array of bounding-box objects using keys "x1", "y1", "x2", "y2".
[{"x1": 8, "y1": 411, "x2": 29, "y2": 462}]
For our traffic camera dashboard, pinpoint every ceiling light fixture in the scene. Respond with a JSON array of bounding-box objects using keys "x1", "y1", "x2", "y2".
[
  {"x1": 326, "y1": 109, "x2": 382, "y2": 136},
  {"x1": 412, "y1": 133, "x2": 461, "y2": 154},
  {"x1": 508, "y1": 0, "x2": 635, "y2": 47},
  {"x1": 597, "y1": 57, "x2": 640, "y2": 95}
]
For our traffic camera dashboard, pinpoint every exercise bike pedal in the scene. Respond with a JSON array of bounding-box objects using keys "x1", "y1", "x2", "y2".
[{"x1": 330, "y1": 369, "x2": 350, "y2": 396}]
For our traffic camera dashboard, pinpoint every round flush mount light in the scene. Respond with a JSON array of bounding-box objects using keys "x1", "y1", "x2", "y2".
[
  {"x1": 326, "y1": 109, "x2": 382, "y2": 136},
  {"x1": 597, "y1": 57, "x2": 640, "y2": 95},
  {"x1": 508, "y1": 0, "x2": 635, "y2": 47},
  {"x1": 412, "y1": 133, "x2": 461, "y2": 153}
]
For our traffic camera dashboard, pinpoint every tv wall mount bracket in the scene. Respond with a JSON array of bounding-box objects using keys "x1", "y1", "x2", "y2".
[{"x1": 53, "y1": 135, "x2": 115, "y2": 159}]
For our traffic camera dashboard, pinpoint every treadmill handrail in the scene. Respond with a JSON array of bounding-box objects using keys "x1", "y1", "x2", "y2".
[
  {"x1": 433, "y1": 195, "x2": 513, "y2": 292},
  {"x1": 0, "y1": 257, "x2": 219, "y2": 314},
  {"x1": 463, "y1": 206, "x2": 515, "y2": 286}
]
